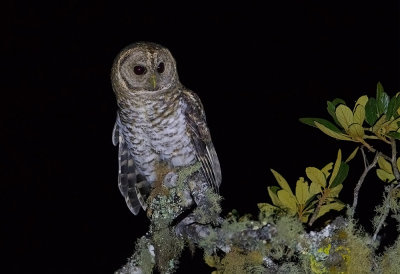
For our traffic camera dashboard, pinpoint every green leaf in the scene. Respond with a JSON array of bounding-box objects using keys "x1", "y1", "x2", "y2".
[
  {"x1": 330, "y1": 162, "x2": 349, "y2": 188},
  {"x1": 328, "y1": 149, "x2": 342, "y2": 186},
  {"x1": 386, "y1": 95, "x2": 400, "y2": 120},
  {"x1": 296, "y1": 177, "x2": 310, "y2": 205},
  {"x1": 345, "y1": 147, "x2": 359, "y2": 163},
  {"x1": 304, "y1": 195, "x2": 318, "y2": 210},
  {"x1": 314, "y1": 122, "x2": 353, "y2": 141},
  {"x1": 299, "y1": 118, "x2": 342, "y2": 133},
  {"x1": 378, "y1": 156, "x2": 392, "y2": 174},
  {"x1": 376, "y1": 82, "x2": 390, "y2": 115},
  {"x1": 270, "y1": 169, "x2": 294, "y2": 196},
  {"x1": 332, "y1": 98, "x2": 346, "y2": 106},
  {"x1": 336, "y1": 105, "x2": 354, "y2": 130},
  {"x1": 365, "y1": 98, "x2": 379, "y2": 126},
  {"x1": 387, "y1": 131, "x2": 400, "y2": 140},
  {"x1": 316, "y1": 202, "x2": 345, "y2": 220},
  {"x1": 277, "y1": 190, "x2": 297, "y2": 215},
  {"x1": 327, "y1": 101, "x2": 341, "y2": 126},
  {"x1": 306, "y1": 167, "x2": 327, "y2": 188}
]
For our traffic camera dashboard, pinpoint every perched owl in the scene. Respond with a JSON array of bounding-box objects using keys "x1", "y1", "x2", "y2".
[{"x1": 111, "y1": 42, "x2": 221, "y2": 215}]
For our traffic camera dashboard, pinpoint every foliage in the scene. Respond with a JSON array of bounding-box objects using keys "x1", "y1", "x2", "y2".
[{"x1": 258, "y1": 149, "x2": 349, "y2": 225}]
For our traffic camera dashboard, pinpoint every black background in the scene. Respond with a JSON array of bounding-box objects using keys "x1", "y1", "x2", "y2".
[{"x1": 2, "y1": 1, "x2": 399, "y2": 273}]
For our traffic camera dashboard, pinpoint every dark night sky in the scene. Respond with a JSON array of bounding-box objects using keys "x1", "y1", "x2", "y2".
[{"x1": 2, "y1": 1, "x2": 399, "y2": 273}]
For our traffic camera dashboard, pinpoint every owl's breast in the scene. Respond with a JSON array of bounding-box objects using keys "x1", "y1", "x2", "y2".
[{"x1": 124, "y1": 97, "x2": 196, "y2": 168}]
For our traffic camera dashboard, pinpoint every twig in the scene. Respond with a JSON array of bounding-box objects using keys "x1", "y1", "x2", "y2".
[
  {"x1": 371, "y1": 138, "x2": 399, "y2": 243},
  {"x1": 350, "y1": 148, "x2": 381, "y2": 217}
]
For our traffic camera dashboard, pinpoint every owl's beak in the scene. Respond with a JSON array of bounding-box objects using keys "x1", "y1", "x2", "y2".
[{"x1": 150, "y1": 75, "x2": 156, "y2": 89}]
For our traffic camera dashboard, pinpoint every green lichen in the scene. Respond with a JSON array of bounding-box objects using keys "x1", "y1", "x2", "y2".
[
  {"x1": 378, "y1": 236, "x2": 400, "y2": 274},
  {"x1": 193, "y1": 189, "x2": 222, "y2": 224}
]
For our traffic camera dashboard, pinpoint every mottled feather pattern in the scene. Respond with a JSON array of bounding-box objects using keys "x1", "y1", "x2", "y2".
[{"x1": 111, "y1": 42, "x2": 221, "y2": 214}]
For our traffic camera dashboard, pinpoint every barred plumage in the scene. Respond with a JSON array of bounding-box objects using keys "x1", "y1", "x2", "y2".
[{"x1": 111, "y1": 42, "x2": 221, "y2": 215}]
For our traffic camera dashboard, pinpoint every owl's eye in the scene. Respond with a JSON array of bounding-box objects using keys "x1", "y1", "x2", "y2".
[
  {"x1": 157, "y1": 62, "x2": 165, "y2": 73},
  {"x1": 133, "y1": 65, "x2": 147, "y2": 75}
]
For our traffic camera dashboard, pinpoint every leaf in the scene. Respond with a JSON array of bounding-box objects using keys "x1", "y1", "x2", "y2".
[
  {"x1": 387, "y1": 131, "x2": 400, "y2": 140},
  {"x1": 378, "y1": 156, "x2": 392, "y2": 174},
  {"x1": 332, "y1": 98, "x2": 346, "y2": 106},
  {"x1": 309, "y1": 182, "x2": 322, "y2": 196},
  {"x1": 299, "y1": 118, "x2": 342, "y2": 133},
  {"x1": 314, "y1": 122, "x2": 353, "y2": 141},
  {"x1": 296, "y1": 177, "x2": 310, "y2": 204},
  {"x1": 365, "y1": 98, "x2": 379, "y2": 126},
  {"x1": 354, "y1": 95, "x2": 368, "y2": 108},
  {"x1": 336, "y1": 105, "x2": 354, "y2": 130},
  {"x1": 348, "y1": 123, "x2": 365, "y2": 139},
  {"x1": 328, "y1": 149, "x2": 342, "y2": 186},
  {"x1": 316, "y1": 202, "x2": 345, "y2": 220},
  {"x1": 386, "y1": 95, "x2": 400, "y2": 120},
  {"x1": 397, "y1": 157, "x2": 400, "y2": 172},
  {"x1": 353, "y1": 105, "x2": 366, "y2": 125},
  {"x1": 345, "y1": 147, "x2": 359, "y2": 163},
  {"x1": 330, "y1": 162, "x2": 349, "y2": 189},
  {"x1": 268, "y1": 186, "x2": 283, "y2": 207},
  {"x1": 321, "y1": 163, "x2": 333, "y2": 177},
  {"x1": 304, "y1": 195, "x2": 318, "y2": 210},
  {"x1": 327, "y1": 101, "x2": 341, "y2": 126},
  {"x1": 258, "y1": 203, "x2": 280, "y2": 215},
  {"x1": 270, "y1": 169, "x2": 294, "y2": 196},
  {"x1": 306, "y1": 167, "x2": 327, "y2": 188},
  {"x1": 376, "y1": 169, "x2": 395, "y2": 183},
  {"x1": 328, "y1": 184, "x2": 343, "y2": 198},
  {"x1": 376, "y1": 82, "x2": 389, "y2": 115},
  {"x1": 277, "y1": 190, "x2": 297, "y2": 215}
]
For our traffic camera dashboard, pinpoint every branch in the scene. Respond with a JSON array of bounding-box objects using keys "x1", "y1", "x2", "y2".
[
  {"x1": 350, "y1": 148, "x2": 381, "y2": 217},
  {"x1": 371, "y1": 138, "x2": 399, "y2": 243}
]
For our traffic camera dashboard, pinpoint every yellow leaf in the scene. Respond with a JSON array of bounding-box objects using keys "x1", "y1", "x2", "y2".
[
  {"x1": 270, "y1": 169, "x2": 294, "y2": 196},
  {"x1": 376, "y1": 169, "x2": 395, "y2": 183},
  {"x1": 316, "y1": 202, "x2": 345, "y2": 220},
  {"x1": 277, "y1": 190, "x2": 297, "y2": 216},
  {"x1": 310, "y1": 181, "x2": 322, "y2": 195},
  {"x1": 328, "y1": 184, "x2": 343, "y2": 198},
  {"x1": 306, "y1": 167, "x2": 327, "y2": 188},
  {"x1": 354, "y1": 95, "x2": 368, "y2": 108},
  {"x1": 378, "y1": 156, "x2": 392, "y2": 174},
  {"x1": 268, "y1": 187, "x2": 283, "y2": 207},
  {"x1": 372, "y1": 115, "x2": 387, "y2": 134},
  {"x1": 348, "y1": 123, "x2": 364, "y2": 139},
  {"x1": 353, "y1": 105, "x2": 365, "y2": 125},
  {"x1": 397, "y1": 157, "x2": 400, "y2": 172},
  {"x1": 345, "y1": 147, "x2": 359, "y2": 163},
  {"x1": 387, "y1": 117, "x2": 400, "y2": 132},
  {"x1": 315, "y1": 122, "x2": 353, "y2": 141},
  {"x1": 336, "y1": 105, "x2": 354, "y2": 130},
  {"x1": 321, "y1": 163, "x2": 333, "y2": 177},
  {"x1": 258, "y1": 203, "x2": 279, "y2": 215},
  {"x1": 295, "y1": 177, "x2": 310, "y2": 204},
  {"x1": 328, "y1": 149, "x2": 342, "y2": 186}
]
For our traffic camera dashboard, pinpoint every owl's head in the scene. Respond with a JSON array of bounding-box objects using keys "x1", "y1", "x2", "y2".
[{"x1": 111, "y1": 42, "x2": 179, "y2": 99}]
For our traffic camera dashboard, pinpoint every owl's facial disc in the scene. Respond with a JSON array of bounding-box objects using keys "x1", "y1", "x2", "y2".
[{"x1": 117, "y1": 44, "x2": 177, "y2": 94}]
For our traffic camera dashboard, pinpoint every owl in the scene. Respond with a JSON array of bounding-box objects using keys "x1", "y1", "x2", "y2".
[{"x1": 111, "y1": 42, "x2": 222, "y2": 215}]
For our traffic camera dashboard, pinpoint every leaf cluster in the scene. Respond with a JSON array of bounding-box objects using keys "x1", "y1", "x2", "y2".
[{"x1": 258, "y1": 149, "x2": 353, "y2": 225}]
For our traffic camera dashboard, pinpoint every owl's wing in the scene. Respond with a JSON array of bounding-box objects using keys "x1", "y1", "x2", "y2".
[
  {"x1": 182, "y1": 90, "x2": 222, "y2": 191},
  {"x1": 113, "y1": 114, "x2": 147, "y2": 215}
]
